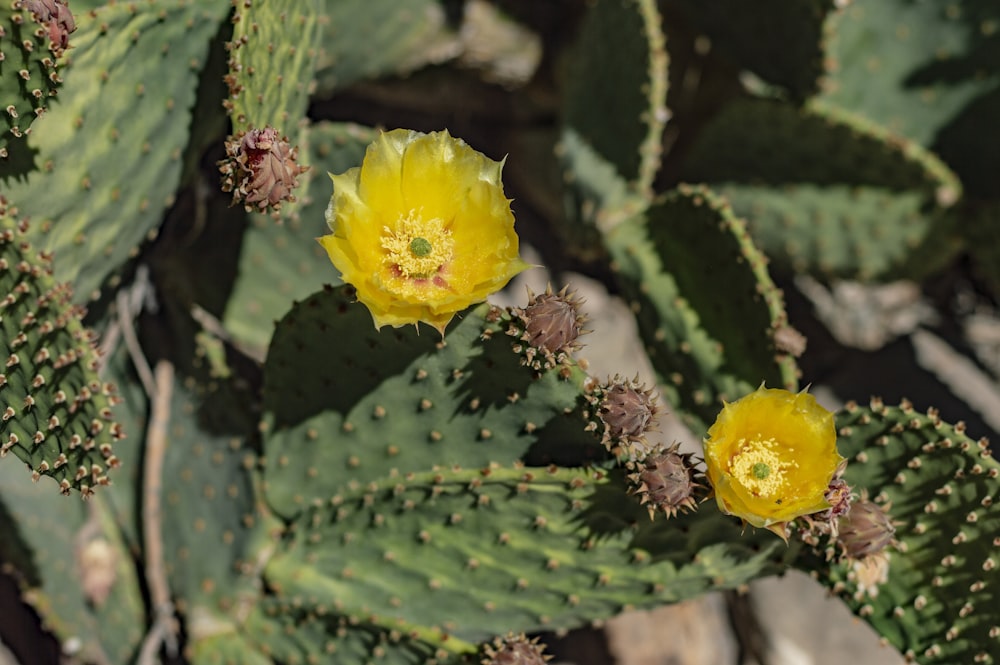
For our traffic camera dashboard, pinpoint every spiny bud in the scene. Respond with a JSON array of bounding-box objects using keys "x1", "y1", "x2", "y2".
[
  {"x1": 521, "y1": 285, "x2": 586, "y2": 354},
  {"x1": 596, "y1": 375, "x2": 658, "y2": 454},
  {"x1": 837, "y1": 494, "x2": 896, "y2": 560},
  {"x1": 218, "y1": 126, "x2": 308, "y2": 214},
  {"x1": 509, "y1": 285, "x2": 588, "y2": 372},
  {"x1": 628, "y1": 442, "x2": 704, "y2": 519},
  {"x1": 481, "y1": 633, "x2": 551, "y2": 665},
  {"x1": 24, "y1": 0, "x2": 76, "y2": 55}
]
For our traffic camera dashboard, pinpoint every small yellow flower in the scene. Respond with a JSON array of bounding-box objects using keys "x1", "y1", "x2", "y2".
[
  {"x1": 703, "y1": 386, "x2": 844, "y2": 537},
  {"x1": 318, "y1": 129, "x2": 530, "y2": 334}
]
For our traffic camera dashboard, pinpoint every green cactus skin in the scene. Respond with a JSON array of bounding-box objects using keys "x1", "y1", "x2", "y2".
[
  {"x1": 257, "y1": 286, "x2": 793, "y2": 654},
  {"x1": 0, "y1": 1, "x2": 67, "y2": 160},
  {"x1": 0, "y1": 461, "x2": 145, "y2": 664},
  {"x1": 189, "y1": 632, "x2": 274, "y2": 665},
  {"x1": 1, "y1": 0, "x2": 230, "y2": 300},
  {"x1": 239, "y1": 602, "x2": 461, "y2": 665},
  {"x1": 798, "y1": 399, "x2": 1000, "y2": 664},
  {"x1": 221, "y1": 121, "x2": 375, "y2": 353},
  {"x1": 683, "y1": 98, "x2": 961, "y2": 195},
  {"x1": 669, "y1": 0, "x2": 834, "y2": 99},
  {"x1": 563, "y1": 0, "x2": 668, "y2": 199},
  {"x1": 820, "y1": 0, "x2": 997, "y2": 148},
  {"x1": 820, "y1": 1, "x2": 1000, "y2": 198},
  {"x1": 604, "y1": 184, "x2": 798, "y2": 432},
  {"x1": 312, "y1": 0, "x2": 459, "y2": 98},
  {"x1": 159, "y1": 369, "x2": 262, "y2": 637},
  {"x1": 0, "y1": 214, "x2": 123, "y2": 495},
  {"x1": 263, "y1": 464, "x2": 793, "y2": 649},
  {"x1": 260, "y1": 285, "x2": 602, "y2": 519},
  {"x1": 680, "y1": 97, "x2": 963, "y2": 281},
  {"x1": 225, "y1": 0, "x2": 321, "y2": 134}
]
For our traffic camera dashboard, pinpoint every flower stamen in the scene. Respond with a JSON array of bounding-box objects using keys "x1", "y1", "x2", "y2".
[
  {"x1": 729, "y1": 436, "x2": 796, "y2": 498},
  {"x1": 381, "y1": 210, "x2": 453, "y2": 280}
]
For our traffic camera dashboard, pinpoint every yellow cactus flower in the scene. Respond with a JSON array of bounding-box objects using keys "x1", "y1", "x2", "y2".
[
  {"x1": 318, "y1": 129, "x2": 530, "y2": 334},
  {"x1": 703, "y1": 386, "x2": 844, "y2": 538}
]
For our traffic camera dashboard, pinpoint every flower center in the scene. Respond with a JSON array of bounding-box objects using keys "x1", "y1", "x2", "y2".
[
  {"x1": 729, "y1": 436, "x2": 796, "y2": 498},
  {"x1": 381, "y1": 210, "x2": 453, "y2": 279}
]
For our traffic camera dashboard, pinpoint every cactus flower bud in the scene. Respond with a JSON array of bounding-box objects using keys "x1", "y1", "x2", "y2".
[
  {"x1": 521, "y1": 285, "x2": 586, "y2": 355},
  {"x1": 595, "y1": 375, "x2": 658, "y2": 454},
  {"x1": 24, "y1": 0, "x2": 75, "y2": 55},
  {"x1": 837, "y1": 494, "x2": 896, "y2": 559},
  {"x1": 219, "y1": 126, "x2": 307, "y2": 214},
  {"x1": 481, "y1": 633, "x2": 550, "y2": 665},
  {"x1": 510, "y1": 285, "x2": 588, "y2": 371},
  {"x1": 628, "y1": 442, "x2": 704, "y2": 519}
]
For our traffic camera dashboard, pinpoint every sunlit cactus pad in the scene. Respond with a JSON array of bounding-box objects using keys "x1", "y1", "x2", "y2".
[
  {"x1": 803, "y1": 400, "x2": 1000, "y2": 664},
  {"x1": 0, "y1": 213, "x2": 122, "y2": 495}
]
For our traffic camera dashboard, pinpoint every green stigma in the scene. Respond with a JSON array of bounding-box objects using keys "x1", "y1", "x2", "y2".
[
  {"x1": 752, "y1": 462, "x2": 771, "y2": 479},
  {"x1": 410, "y1": 237, "x2": 432, "y2": 257}
]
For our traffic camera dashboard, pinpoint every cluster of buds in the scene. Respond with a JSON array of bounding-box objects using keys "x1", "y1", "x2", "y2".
[
  {"x1": 507, "y1": 285, "x2": 588, "y2": 373},
  {"x1": 23, "y1": 0, "x2": 76, "y2": 56},
  {"x1": 798, "y1": 478, "x2": 897, "y2": 600},
  {"x1": 218, "y1": 126, "x2": 308, "y2": 215},
  {"x1": 627, "y1": 442, "x2": 705, "y2": 520},
  {"x1": 480, "y1": 632, "x2": 551, "y2": 665}
]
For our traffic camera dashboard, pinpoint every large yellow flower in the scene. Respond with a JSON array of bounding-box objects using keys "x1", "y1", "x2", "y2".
[
  {"x1": 703, "y1": 386, "x2": 844, "y2": 537},
  {"x1": 318, "y1": 129, "x2": 530, "y2": 334}
]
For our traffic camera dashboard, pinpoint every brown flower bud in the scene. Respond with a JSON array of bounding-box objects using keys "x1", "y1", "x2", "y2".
[
  {"x1": 509, "y1": 285, "x2": 588, "y2": 372},
  {"x1": 522, "y1": 285, "x2": 585, "y2": 355},
  {"x1": 598, "y1": 375, "x2": 658, "y2": 451},
  {"x1": 837, "y1": 495, "x2": 896, "y2": 559},
  {"x1": 25, "y1": 0, "x2": 76, "y2": 55},
  {"x1": 481, "y1": 633, "x2": 550, "y2": 665},
  {"x1": 219, "y1": 126, "x2": 308, "y2": 214},
  {"x1": 628, "y1": 442, "x2": 704, "y2": 519}
]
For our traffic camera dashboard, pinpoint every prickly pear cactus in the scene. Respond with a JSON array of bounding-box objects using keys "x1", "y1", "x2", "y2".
[
  {"x1": 0, "y1": 2, "x2": 997, "y2": 665},
  {"x1": 257, "y1": 285, "x2": 793, "y2": 655}
]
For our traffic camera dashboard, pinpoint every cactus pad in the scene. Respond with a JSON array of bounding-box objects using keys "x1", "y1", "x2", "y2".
[
  {"x1": 2, "y1": 0, "x2": 230, "y2": 299},
  {"x1": 0, "y1": 461, "x2": 145, "y2": 663},
  {"x1": 260, "y1": 285, "x2": 597, "y2": 519},
  {"x1": 313, "y1": 0, "x2": 459, "y2": 96},
  {"x1": 681, "y1": 98, "x2": 962, "y2": 281},
  {"x1": 563, "y1": 0, "x2": 667, "y2": 197},
  {"x1": 0, "y1": 1, "x2": 69, "y2": 160},
  {"x1": 225, "y1": 0, "x2": 322, "y2": 132},
  {"x1": 0, "y1": 214, "x2": 123, "y2": 495},
  {"x1": 671, "y1": 0, "x2": 833, "y2": 99},
  {"x1": 263, "y1": 464, "x2": 793, "y2": 646},
  {"x1": 801, "y1": 400, "x2": 1000, "y2": 664},
  {"x1": 605, "y1": 185, "x2": 797, "y2": 431}
]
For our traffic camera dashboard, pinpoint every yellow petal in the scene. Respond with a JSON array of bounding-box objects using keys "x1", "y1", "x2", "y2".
[
  {"x1": 319, "y1": 129, "x2": 529, "y2": 333},
  {"x1": 703, "y1": 386, "x2": 844, "y2": 534}
]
